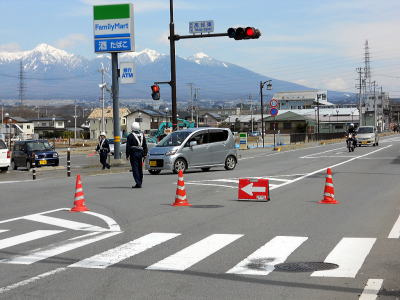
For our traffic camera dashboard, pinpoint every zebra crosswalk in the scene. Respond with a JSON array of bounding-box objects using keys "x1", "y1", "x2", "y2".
[{"x1": 0, "y1": 230, "x2": 377, "y2": 279}]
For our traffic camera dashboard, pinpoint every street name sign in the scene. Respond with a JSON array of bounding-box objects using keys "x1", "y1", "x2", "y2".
[
  {"x1": 238, "y1": 178, "x2": 270, "y2": 201},
  {"x1": 93, "y1": 3, "x2": 135, "y2": 53},
  {"x1": 189, "y1": 20, "x2": 214, "y2": 34},
  {"x1": 120, "y1": 62, "x2": 135, "y2": 84}
]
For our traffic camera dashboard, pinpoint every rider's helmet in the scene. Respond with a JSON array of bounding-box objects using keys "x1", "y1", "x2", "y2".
[{"x1": 349, "y1": 123, "x2": 354, "y2": 128}]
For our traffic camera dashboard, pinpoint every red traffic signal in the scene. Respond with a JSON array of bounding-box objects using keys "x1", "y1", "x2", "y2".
[
  {"x1": 227, "y1": 27, "x2": 261, "y2": 40},
  {"x1": 151, "y1": 84, "x2": 160, "y2": 100}
]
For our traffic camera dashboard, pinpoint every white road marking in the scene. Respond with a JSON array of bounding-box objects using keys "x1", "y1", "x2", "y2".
[
  {"x1": 0, "y1": 230, "x2": 8, "y2": 234},
  {"x1": 82, "y1": 211, "x2": 121, "y2": 232},
  {"x1": 359, "y1": 279, "x2": 383, "y2": 300},
  {"x1": 0, "y1": 208, "x2": 69, "y2": 224},
  {"x1": 0, "y1": 231, "x2": 121, "y2": 265},
  {"x1": 0, "y1": 180, "x2": 39, "y2": 184},
  {"x1": 300, "y1": 147, "x2": 345, "y2": 158},
  {"x1": 0, "y1": 230, "x2": 63, "y2": 250},
  {"x1": 388, "y1": 214, "x2": 400, "y2": 238},
  {"x1": 70, "y1": 233, "x2": 180, "y2": 269},
  {"x1": 311, "y1": 238, "x2": 376, "y2": 278},
  {"x1": 226, "y1": 236, "x2": 307, "y2": 275},
  {"x1": 23, "y1": 214, "x2": 108, "y2": 232},
  {"x1": 302, "y1": 155, "x2": 357, "y2": 159},
  {"x1": 0, "y1": 267, "x2": 67, "y2": 294},
  {"x1": 147, "y1": 234, "x2": 243, "y2": 271}
]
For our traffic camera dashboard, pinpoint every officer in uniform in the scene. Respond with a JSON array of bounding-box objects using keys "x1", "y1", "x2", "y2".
[
  {"x1": 126, "y1": 122, "x2": 148, "y2": 188},
  {"x1": 96, "y1": 132, "x2": 110, "y2": 169}
]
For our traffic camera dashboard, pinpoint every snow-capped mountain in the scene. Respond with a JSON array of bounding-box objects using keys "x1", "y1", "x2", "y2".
[{"x1": 0, "y1": 44, "x2": 354, "y2": 102}]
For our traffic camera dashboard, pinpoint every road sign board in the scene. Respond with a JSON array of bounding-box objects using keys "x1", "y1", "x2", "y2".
[
  {"x1": 93, "y1": 3, "x2": 135, "y2": 53},
  {"x1": 270, "y1": 108, "x2": 279, "y2": 116},
  {"x1": 269, "y1": 98, "x2": 279, "y2": 108},
  {"x1": 120, "y1": 62, "x2": 135, "y2": 84},
  {"x1": 238, "y1": 178, "x2": 270, "y2": 201},
  {"x1": 189, "y1": 20, "x2": 214, "y2": 34},
  {"x1": 239, "y1": 132, "x2": 248, "y2": 150}
]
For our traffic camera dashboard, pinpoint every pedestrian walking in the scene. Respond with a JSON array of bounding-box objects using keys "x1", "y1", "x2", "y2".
[
  {"x1": 96, "y1": 132, "x2": 110, "y2": 170},
  {"x1": 126, "y1": 122, "x2": 147, "y2": 188}
]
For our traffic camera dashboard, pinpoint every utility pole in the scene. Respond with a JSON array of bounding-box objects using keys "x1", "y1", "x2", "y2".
[
  {"x1": 99, "y1": 63, "x2": 106, "y2": 132},
  {"x1": 259, "y1": 80, "x2": 272, "y2": 148},
  {"x1": 194, "y1": 87, "x2": 200, "y2": 127},
  {"x1": 169, "y1": 0, "x2": 178, "y2": 130},
  {"x1": 187, "y1": 83, "x2": 194, "y2": 122},
  {"x1": 111, "y1": 53, "x2": 121, "y2": 159},
  {"x1": 18, "y1": 60, "x2": 25, "y2": 106},
  {"x1": 74, "y1": 100, "x2": 77, "y2": 142},
  {"x1": 249, "y1": 94, "x2": 253, "y2": 132},
  {"x1": 372, "y1": 81, "x2": 377, "y2": 129},
  {"x1": 356, "y1": 67, "x2": 363, "y2": 126}
]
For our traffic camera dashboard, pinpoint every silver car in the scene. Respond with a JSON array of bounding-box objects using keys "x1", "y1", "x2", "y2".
[
  {"x1": 145, "y1": 128, "x2": 237, "y2": 174},
  {"x1": 356, "y1": 126, "x2": 379, "y2": 146}
]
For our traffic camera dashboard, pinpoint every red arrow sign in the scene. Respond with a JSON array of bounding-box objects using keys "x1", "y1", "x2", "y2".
[{"x1": 238, "y1": 178, "x2": 270, "y2": 201}]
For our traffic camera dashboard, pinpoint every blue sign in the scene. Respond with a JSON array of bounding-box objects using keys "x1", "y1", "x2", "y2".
[
  {"x1": 270, "y1": 108, "x2": 279, "y2": 116},
  {"x1": 189, "y1": 20, "x2": 214, "y2": 34},
  {"x1": 94, "y1": 38, "x2": 132, "y2": 52}
]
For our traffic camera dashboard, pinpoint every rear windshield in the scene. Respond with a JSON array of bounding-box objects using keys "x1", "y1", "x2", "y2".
[
  {"x1": 357, "y1": 127, "x2": 374, "y2": 134},
  {"x1": 26, "y1": 141, "x2": 52, "y2": 151},
  {"x1": 0, "y1": 140, "x2": 6, "y2": 149},
  {"x1": 157, "y1": 131, "x2": 191, "y2": 147}
]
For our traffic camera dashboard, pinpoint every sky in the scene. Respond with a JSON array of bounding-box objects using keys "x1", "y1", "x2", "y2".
[{"x1": 0, "y1": 0, "x2": 399, "y2": 96}]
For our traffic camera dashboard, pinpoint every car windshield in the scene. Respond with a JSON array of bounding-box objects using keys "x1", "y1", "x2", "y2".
[
  {"x1": 0, "y1": 140, "x2": 6, "y2": 149},
  {"x1": 27, "y1": 141, "x2": 52, "y2": 151},
  {"x1": 157, "y1": 131, "x2": 191, "y2": 147},
  {"x1": 357, "y1": 127, "x2": 374, "y2": 134}
]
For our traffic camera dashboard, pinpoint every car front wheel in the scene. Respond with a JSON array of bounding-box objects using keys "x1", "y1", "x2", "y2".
[
  {"x1": 224, "y1": 155, "x2": 237, "y2": 170},
  {"x1": 26, "y1": 160, "x2": 32, "y2": 170},
  {"x1": 173, "y1": 158, "x2": 187, "y2": 174}
]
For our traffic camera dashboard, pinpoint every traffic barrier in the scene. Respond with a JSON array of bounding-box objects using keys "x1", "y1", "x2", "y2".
[
  {"x1": 319, "y1": 168, "x2": 338, "y2": 204},
  {"x1": 32, "y1": 160, "x2": 36, "y2": 180},
  {"x1": 172, "y1": 170, "x2": 191, "y2": 206},
  {"x1": 70, "y1": 174, "x2": 90, "y2": 212},
  {"x1": 67, "y1": 148, "x2": 71, "y2": 177}
]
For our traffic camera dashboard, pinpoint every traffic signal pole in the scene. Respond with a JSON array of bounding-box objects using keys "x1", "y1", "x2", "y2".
[{"x1": 111, "y1": 52, "x2": 121, "y2": 159}]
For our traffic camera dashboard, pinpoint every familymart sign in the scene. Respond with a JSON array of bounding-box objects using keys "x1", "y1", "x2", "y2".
[{"x1": 93, "y1": 3, "x2": 135, "y2": 53}]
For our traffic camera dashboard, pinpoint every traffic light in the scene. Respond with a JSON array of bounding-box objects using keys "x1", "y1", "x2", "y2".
[
  {"x1": 227, "y1": 27, "x2": 261, "y2": 40},
  {"x1": 151, "y1": 84, "x2": 160, "y2": 100}
]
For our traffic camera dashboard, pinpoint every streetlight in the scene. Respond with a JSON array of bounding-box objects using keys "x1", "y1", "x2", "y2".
[
  {"x1": 52, "y1": 117, "x2": 56, "y2": 149},
  {"x1": 4, "y1": 113, "x2": 10, "y2": 149},
  {"x1": 336, "y1": 109, "x2": 339, "y2": 132},
  {"x1": 259, "y1": 80, "x2": 272, "y2": 148},
  {"x1": 205, "y1": 115, "x2": 208, "y2": 126}
]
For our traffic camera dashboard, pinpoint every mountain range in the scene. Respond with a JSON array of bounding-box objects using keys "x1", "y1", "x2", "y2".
[{"x1": 0, "y1": 44, "x2": 355, "y2": 104}]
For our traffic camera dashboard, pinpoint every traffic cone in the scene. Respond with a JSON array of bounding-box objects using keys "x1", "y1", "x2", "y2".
[
  {"x1": 70, "y1": 174, "x2": 90, "y2": 212},
  {"x1": 172, "y1": 170, "x2": 191, "y2": 206},
  {"x1": 319, "y1": 168, "x2": 338, "y2": 204}
]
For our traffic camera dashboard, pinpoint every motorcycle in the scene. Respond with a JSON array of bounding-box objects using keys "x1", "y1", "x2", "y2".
[{"x1": 346, "y1": 133, "x2": 356, "y2": 152}]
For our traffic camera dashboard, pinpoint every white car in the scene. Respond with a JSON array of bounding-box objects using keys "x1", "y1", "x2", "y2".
[
  {"x1": 356, "y1": 126, "x2": 379, "y2": 146},
  {"x1": 0, "y1": 139, "x2": 10, "y2": 172}
]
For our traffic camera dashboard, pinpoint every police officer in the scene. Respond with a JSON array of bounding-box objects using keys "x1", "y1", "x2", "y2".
[
  {"x1": 96, "y1": 132, "x2": 110, "y2": 170},
  {"x1": 126, "y1": 122, "x2": 147, "y2": 188}
]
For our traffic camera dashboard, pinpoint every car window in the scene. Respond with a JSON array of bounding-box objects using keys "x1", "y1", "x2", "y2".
[
  {"x1": 187, "y1": 132, "x2": 209, "y2": 146},
  {"x1": 357, "y1": 127, "x2": 374, "y2": 134},
  {"x1": 157, "y1": 131, "x2": 191, "y2": 147},
  {"x1": 27, "y1": 141, "x2": 53, "y2": 151},
  {"x1": 0, "y1": 140, "x2": 6, "y2": 149},
  {"x1": 209, "y1": 130, "x2": 228, "y2": 143}
]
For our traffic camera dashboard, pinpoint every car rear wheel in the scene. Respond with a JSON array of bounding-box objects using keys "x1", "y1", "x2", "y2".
[
  {"x1": 11, "y1": 160, "x2": 17, "y2": 170},
  {"x1": 26, "y1": 160, "x2": 32, "y2": 170},
  {"x1": 148, "y1": 169, "x2": 161, "y2": 175},
  {"x1": 224, "y1": 155, "x2": 237, "y2": 170},
  {"x1": 173, "y1": 158, "x2": 187, "y2": 174}
]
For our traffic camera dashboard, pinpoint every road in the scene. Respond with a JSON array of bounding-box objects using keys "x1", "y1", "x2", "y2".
[{"x1": 0, "y1": 136, "x2": 399, "y2": 299}]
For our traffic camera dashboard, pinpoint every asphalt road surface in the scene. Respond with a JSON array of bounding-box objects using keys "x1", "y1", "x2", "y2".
[{"x1": 0, "y1": 136, "x2": 399, "y2": 300}]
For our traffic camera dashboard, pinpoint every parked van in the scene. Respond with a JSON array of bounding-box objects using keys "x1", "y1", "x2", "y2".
[
  {"x1": 11, "y1": 140, "x2": 59, "y2": 170},
  {"x1": 145, "y1": 128, "x2": 237, "y2": 174}
]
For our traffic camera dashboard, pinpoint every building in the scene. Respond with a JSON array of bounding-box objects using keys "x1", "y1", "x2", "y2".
[
  {"x1": 200, "y1": 113, "x2": 223, "y2": 127},
  {"x1": 264, "y1": 111, "x2": 316, "y2": 134},
  {"x1": 125, "y1": 109, "x2": 169, "y2": 133},
  {"x1": 362, "y1": 92, "x2": 390, "y2": 131},
  {"x1": 2, "y1": 116, "x2": 35, "y2": 139},
  {"x1": 273, "y1": 90, "x2": 331, "y2": 109},
  {"x1": 87, "y1": 107, "x2": 130, "y2": 139},
  {"x1": 29, "y1": 117, "x2": 65, "y2": 138}
]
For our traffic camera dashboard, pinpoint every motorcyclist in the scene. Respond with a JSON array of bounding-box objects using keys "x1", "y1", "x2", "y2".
[{"x1": 346, "y1": 123, "x2": 357, "y2": 148}]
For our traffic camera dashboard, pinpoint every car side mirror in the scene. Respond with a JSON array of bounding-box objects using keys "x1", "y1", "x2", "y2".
[{"x1": 189, "y1": 141, "x2": 197, "y2": 148}]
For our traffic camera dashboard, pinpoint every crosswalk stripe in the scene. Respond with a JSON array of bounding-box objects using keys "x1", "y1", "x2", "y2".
[
  {"x1": 226, "y1": 236, "x2": 308, "y2": 275},
  {"x1": 23, "y1": 214, "x2": 107, "y2": 232},
  {"x1": 147, "y1": 234, "x2": 243, "y2": 271},
  {"x1": 0, "y1": 231, "x2": 120, "y2": 265},
  {"x1": 0, "y1": 230, "x2": 9, "y2": 234},
  {"x1": 388, "y1": 214, "x2": 400, "y2": 238},
  {"x1": 359, "y1": 279, "x2": 383, "y2": 300},
  {"x1": 0, "y1": 230, "x2": 63, "y2": 250},
  {"x1": 70, "y1": 233, "x2": 180, "y2": 269},
  {"x1": 311, "y1": 238, "x2": 376, "y2": 278}
]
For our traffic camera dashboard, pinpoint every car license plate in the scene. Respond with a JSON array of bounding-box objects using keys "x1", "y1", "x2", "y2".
[
  {"x1": 149, "y1": 160, "x2": 157, "y2": 167},
  {"x1": 362, "y1": 141, "x2": 368, "y2": 145},
  {"x1": 39, "y1": 160, "x2": 47, "y2": 165}
]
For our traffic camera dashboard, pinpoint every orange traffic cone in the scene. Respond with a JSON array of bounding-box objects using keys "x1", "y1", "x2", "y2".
[
  {"x1": 70, "y1": 174, "x2": 90, "y2": 212},
  {"x1": 172, "y1": 170, "x2": 191, "y2": 206},
  {"x1": 319, "y1": 168, "x2": 338, "y2": 204}
]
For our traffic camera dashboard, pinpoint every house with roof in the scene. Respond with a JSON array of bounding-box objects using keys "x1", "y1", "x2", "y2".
[
  {"x1": 125, "y1": 109, "x2": 169, "y2": 133},
  {"x1": 87, "y1": 107, "x2": 130, "y2": 139},
  {"x1": 273, "y1": 90, "x2": 332, "y2": 109},
  {"x1": 2, "y1": 116, "x2": 35, "y2": 140},
  {"x1": 29, "y1": 117, "x2": 65, "y2": 138}
]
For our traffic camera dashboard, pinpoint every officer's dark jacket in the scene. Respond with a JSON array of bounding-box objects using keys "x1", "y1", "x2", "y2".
[
  {"x1": 126, "y1": 132, "x2": 148, "y2": 158},
  {"x1": 96, "y1": 138, "x2": 110, "y2": 153}
]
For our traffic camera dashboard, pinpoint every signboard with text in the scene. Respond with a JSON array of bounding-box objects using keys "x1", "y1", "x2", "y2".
[
  {"x1": 189, "y1": 20, "x2": 214, "y2": 34},
  {"x1": 93, "y1": 3, "x2": 135, "y2": 53},
  {"x1": 119, "y1": 62, "x2": 135, "y2": 84},
  {"x1": 238, "y1": 178, "x2": 270, "y2": 201},
  {"x1": 239, "y1": 132, "x2": 248, "y2": 150}
]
